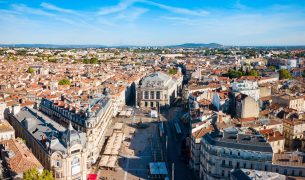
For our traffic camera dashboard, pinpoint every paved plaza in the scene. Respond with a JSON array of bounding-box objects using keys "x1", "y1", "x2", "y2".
[{"x1": 97, "y1": 115, "x2": 160, "y2": 180}]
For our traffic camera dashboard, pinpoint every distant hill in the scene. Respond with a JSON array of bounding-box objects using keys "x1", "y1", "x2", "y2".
[{"x1": 169, "y1": 43, "x2": 223, "y2": 48}]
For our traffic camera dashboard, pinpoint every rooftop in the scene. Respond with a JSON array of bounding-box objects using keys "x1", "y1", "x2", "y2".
[
  {"x1": 203, "y1": 127, "x2": 273, "y2": 153},
  {"x1": 0, "y1": 120, "x2": 14, "y2": 133},
  {"x1": 14, "y1": 107, "x2": 86, "y2": 153},
  {"x1": 0, "y1": 139, "x2": 43, "y2": 175},
  {"x1": 231, "y1": 169, "x2": 286, "y2": 180}
]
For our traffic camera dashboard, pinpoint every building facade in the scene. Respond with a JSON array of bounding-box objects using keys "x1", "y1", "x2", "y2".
[
  {"x1": 136, "y1": 71, "x2": 182, "y2": 108},
  {"x1": 7, "y1": 106, "x2": 88, "y2": 180},
  {"x1": 39, "y1": 94, "x2": 113, "y2": 165}
]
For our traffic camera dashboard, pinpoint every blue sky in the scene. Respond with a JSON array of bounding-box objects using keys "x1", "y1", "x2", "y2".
[{"x1": 0, "y1": 0, "x2": 305, "y2": 46}]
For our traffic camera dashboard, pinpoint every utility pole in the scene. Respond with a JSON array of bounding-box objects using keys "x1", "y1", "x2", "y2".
[{"x1": 172, "y1": 163, "x2": 174, "y2": 180}]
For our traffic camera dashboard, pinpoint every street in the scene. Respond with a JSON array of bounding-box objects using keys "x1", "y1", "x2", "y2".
[{"x1": 162, "y1": 106, "x2": 194, "y2": 180}]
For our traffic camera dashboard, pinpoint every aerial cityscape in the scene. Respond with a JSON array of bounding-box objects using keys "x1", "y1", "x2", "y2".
[{"x1": 0, "y1": 0, "x2": 305, "y2": 180}]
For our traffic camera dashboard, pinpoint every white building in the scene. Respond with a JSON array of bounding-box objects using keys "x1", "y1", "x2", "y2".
[
  {"x1": 232, "y1": 80, "x2": 260, "y2": 101},
  {"x1": 200, "y1": 127, "x2": 274, "y2": 180},
  {"x1": 136, "y1": 71, "x2": 183, "y2": 108}
]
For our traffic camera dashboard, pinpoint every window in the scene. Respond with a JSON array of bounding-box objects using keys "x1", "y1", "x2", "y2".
[
  {"x1": 238, "y1": 152, "x2": 240, "y2": 156},
  {"x1": 299, "y1": 171, "x2": 302, "y2": 176},
  {"x1": 250, "y1": 164, "x2": 253, "y2": 169},
  {"x1": 150, "y1": 102, "x2": 154, "y2": 107},
  {"x1": 264, "y1": 165, "x2": 268, "y2": 171},
  {"x1": 229, "y1": 161, "x2": 232, "y2": 167},
  {"x1": 55, "y1": 160, "x2": 62, "y2": 168},
  {"x1": 222, "y1": 160, "x2": 225, "y2": 166},
  {"x1": 71, "y1": 157, "x2": 81, "y2": 175},
  {"x1": 144, "y1": 91, "x2": 149, "y2": 99},
  {"x1": 292, "y1": 170, "x2": 295, "y2": 176},
  {"x1": 156, "y1": 91, "x2": 161, "y2": 99},
  {"x1": 150, "y1": 91, "x2": 155, "y2": 99},
  {"x1": 145, "y1": 102, "x2": 148, "y2": 107},
  {"x1": 221, "y1": 170, "x2": 224, "y2": 177},
  {"x1": 236, "y1": 162, "x2": 240, "y2": 168},
  {"x1": 284, "y1": 169, "x2": 287, "y2": 175},
  {"x1": 243, "y1": 163, "x2": 246, "y2": 168},
  {"x1": 71, "y1": 149, "x2": 80, "y2": 154}
]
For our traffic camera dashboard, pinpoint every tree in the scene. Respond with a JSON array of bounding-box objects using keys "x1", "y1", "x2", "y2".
[
  {"x1": 27, "y1": 67, "x2": 34, "y2": 74},
  {"x1": 83, "y1": 57, "x2": 98, "y2": 64},
  {"x1": 168, "y1": 68, "x2": 177, "y2": 75},
  {"x1": 247, "y1": 70, "x2": 259, "y2": 76},
  {"x1": 39, "y1": 169, "x2": 54, "y2": 180},
  {"x1": 23, "y1": 168, "x2": 39, "y2": 180},
  {"x1": 226, "y1": 69, "x2": 243, "y2": 78},
  {"x1": 24, "y1": 168, "x2": 54, "y2": 180},
  {"x1": 268, "y1": 66, "x2": 276, "y2": 71},
  {"x1": 279, "y1": 69, "x2": 292, "y2": 80},
  {"x1": 58, "y1": 78, "x2": 71, "y2": 85}
]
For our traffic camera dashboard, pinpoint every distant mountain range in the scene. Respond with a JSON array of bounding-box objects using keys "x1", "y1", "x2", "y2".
[
  {"x1": 168, "y1": 43, "x2": 223, "y2": 48},
  {"x1": 0, "y1": 43, "x2": 223, "y2": 49}
]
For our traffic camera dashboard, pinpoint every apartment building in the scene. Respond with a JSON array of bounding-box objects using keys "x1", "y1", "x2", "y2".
[
  {"x1": 272, "y1": 94, "x2": 304, "y2": 112},
  {"x1": 199, "y1": 127, "x2": 274, "y2": 180},
  {"x1": 39, "y1": 94, "x2": 113, "y2": 165},
  {"x1": 232, "y1": 80, "x2": 260, "y2": 101},
  {"x1": 7, "y1": 106, "x2": 88, "y2": 180},
  {"x1": 283, "y1": 118, "x2": 305, "y2": 150}
]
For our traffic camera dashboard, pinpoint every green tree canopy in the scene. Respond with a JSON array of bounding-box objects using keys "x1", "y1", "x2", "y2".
[
  {"x1": 268, "y1": 66, "x2": 276, "y2": 71},
  {"x1": 83, "y1": 57, "x2": 98, "y2": 64},
  {"x1": 27, "y1": 67, "x2": 34, "y2": 74},
  {"x1": 168, "y1": 68, "x2": 177, "y2": 75},
  {"x1": 24, "y1": 168, "x2": 54, "y2": 180},
  {"x1": 279, "y1": 69, "x2": 292, "y2": 80},
  {"x1": 23, "y1": 168, "x2": 39, "y2": 180},
  {"x1": 58, "y1": 78, "x2": 71, "y2": 85},
  {"x1": 247, "y1": 70, "x2": 259, "y2": 76},
  {"x1": 39, "y1": 169, "x2": 54, "y2": 180},
  {"x1": 226, "y1": 69, "x2": 244, "y2": 78}
]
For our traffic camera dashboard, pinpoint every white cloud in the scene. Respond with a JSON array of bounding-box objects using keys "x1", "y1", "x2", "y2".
[
  {"x1": 98, "y1": 0, "x2": 138, "y2": 15},
  {"x1": 143, "y1": 0, "x2": 209, "y2": 16},
  {"x1": 41, "y1": 2, "x2": 82, "y2": 17}
]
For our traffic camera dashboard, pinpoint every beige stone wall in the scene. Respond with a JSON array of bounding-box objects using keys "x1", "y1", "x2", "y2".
[
  {"x1": 241, "y1": 96, "x2": 259, "y2": 118},
  {"x1": 259, "y1": 86, "x2": 271, "y2": 98}
]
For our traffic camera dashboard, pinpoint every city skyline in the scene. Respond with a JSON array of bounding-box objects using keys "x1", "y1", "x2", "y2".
[{"x1": 0, "y1": 0, "x2": 305, "y2": 46}]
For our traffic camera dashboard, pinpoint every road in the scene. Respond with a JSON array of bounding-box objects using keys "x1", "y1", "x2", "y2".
[{"x1": 163, "y1": 106, "x2": 194, "y2": 180}]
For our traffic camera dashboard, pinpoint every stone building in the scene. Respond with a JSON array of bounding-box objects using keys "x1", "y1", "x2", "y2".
[
  {"x1": 199, "y1": 126, "x2": 305, "y2": 180},
  {"x1": 0, "y1": 119, "x2": 15, "y2": 142},
  {"x1": 232, "y1": 80, "x2": 260, "y2": 101},
  {"x1": 136, "y1": 71, "x2": 182, "y2": 108},
  {"x1": 272, "y1": 94, "x2": 304, "y2": 112},
  {"x1": 283, "y1": 118, "x2": 305, "y2": 150},
  {"x1": 39, "y1": 94, "x2": 113, "y2": 165},
  {"x1": 235, "y1": 94, "x2": 259, "y2": 118},
  {"x1": 7, "y1": 106, "x2": 88, "y2": 180},
  {"x1": 199, "y1": 127, "x2": 274, "y2": 180}
]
